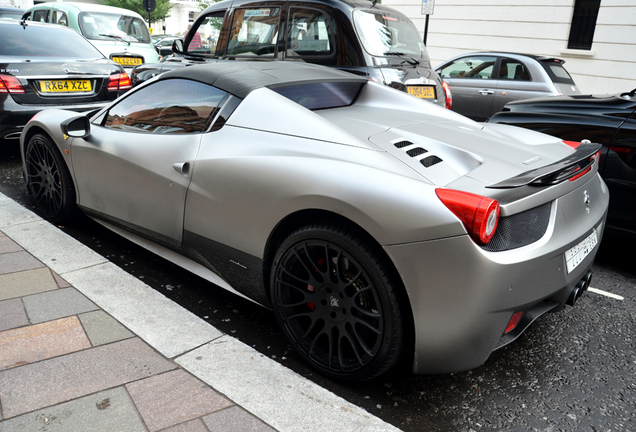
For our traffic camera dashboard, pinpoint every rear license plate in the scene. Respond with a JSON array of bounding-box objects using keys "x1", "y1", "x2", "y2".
[
  {"x1": 565, "y1": 229, "x2": 598, "y2": 274},
  {"x1": 407, "y1": 85, "x2": 435, "y2": 99},
  {"x1": 112, "y1": 56, "x2": 143, "y2": 66},
  {"x1": 39, "y1": 80, "x2": 92, "y2": 93}
]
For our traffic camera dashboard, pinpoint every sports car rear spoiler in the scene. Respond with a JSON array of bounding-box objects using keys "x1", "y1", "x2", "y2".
[{"x1": 487, "y1": 143, "x2": 602, "y2": 189}]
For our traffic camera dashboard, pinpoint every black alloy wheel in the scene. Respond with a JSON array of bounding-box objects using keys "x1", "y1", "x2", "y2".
[
  {"x1": 271, "y1": 223, "x2": 405, "y2": 381},
  {"x1": 25, "y1": 134, "x2": 76, "y2": 223}
]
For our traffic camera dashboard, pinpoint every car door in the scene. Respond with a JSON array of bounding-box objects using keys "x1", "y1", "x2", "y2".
[
  {"x1": 437, "y1": 55, "x2": 497, "y2": 121},
  {"x1": 69, "y1": 78, "x2": 228, "y2": 247},
  {"x1": 490, "y1": 57, "x2": 553, "y2": 117},
  {"x1": 604, "y1": 106, "x2": 636, "y2": 232}
]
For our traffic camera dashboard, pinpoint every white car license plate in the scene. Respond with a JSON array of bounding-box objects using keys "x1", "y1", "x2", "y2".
[{"x1": 565, "y1": 230, "x2": 598, "y2": 274}]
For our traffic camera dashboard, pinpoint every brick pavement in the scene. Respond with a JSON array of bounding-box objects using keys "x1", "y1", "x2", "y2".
[{"x1": 0, "y1": 231, "x2": 277, "y2": 432}]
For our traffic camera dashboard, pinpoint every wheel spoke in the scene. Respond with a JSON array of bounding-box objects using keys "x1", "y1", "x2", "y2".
[{"x1": 272, "y1": 229, "x2": 400, "y2": 379}]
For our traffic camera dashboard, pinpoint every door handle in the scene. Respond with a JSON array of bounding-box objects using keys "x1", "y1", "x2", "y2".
[
  {"x1": 479, "y1": 89, "x2": 494, "y2": 95},
  {"x1": 173, "y1": 162, "x2": 190, "y2": 176}
]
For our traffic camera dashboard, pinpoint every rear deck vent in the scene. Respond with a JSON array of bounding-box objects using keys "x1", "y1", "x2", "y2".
[
  {"x1": 407, "y1": 147, "x2": 428, "y2": 157},
  {"x1": 394, "y1": 141, "x2": 413, "y2": 148},
  {"x1": 421, "y1": 156, "x2": 443, "y2": 167}
]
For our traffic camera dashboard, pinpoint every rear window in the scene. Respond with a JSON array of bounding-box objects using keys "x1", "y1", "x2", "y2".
[
  {"x1": 0, "y1": 23, "x2": 105, "y2": 58},
  {"x1": 79, "y1": 12, "x2": 151, "y2": 44},
  {"x1": 270, "y1": 81, "x2": 364, "y2": 110},
  {"x1": 539, "y1": 60, "x2": 576, "y2": 85}
]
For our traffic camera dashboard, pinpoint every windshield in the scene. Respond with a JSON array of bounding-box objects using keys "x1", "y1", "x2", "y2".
[
  {"x1": 353, "y1": 9, "x2": 428, "y2": 59},
  {"x1": 0, "y1": 23, "x2": 105, "y2": 58},
  {"x1": 79, "y1": 12, "x2": 151, "y2": 44}
]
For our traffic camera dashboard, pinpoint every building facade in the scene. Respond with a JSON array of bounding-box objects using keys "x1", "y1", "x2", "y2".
[{"x1": 384, "y1": 0, "x2": 635, "y2": 94}]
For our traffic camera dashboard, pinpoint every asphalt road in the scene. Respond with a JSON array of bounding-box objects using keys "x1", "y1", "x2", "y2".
[{"x1": 1, "y1": 141, "x2": 634, "y2": 431}]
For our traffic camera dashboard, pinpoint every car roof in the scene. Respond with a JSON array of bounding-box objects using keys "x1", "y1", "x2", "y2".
[
  {"x1": 442, "y1": 51, "x2": 565, "y2": 64},
  {"x1": 202, "y1": 0, "x2": 408, "y2": 17},
  {"x1": 26, "y1": 1, "x2": 143, "y2": 17},
  {"x1": 159, "y1": 61, "x2": 368, "y2": 99}
]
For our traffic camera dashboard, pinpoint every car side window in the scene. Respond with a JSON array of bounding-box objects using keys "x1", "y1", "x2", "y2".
[
  {"x1": 52, "y1": 11, "x2": 68, "y2": 26},
  {"x1": 286, "y1": 8, "x2": 335, "y2": 57},
  {"x1": 439, "y1": 56, "x2": 496, "y2": 80},
  {"x1": 226, "y1": 7, "x2": 281, "y2": 57},
  {"x1": 498, "y1": 59, "x2": 531, "y2": 81},
  {"x1": 104, "y1": 79, "x2": 227, "y2": 134},
  {"x1": 32, "y1": 9, "x2": 49, "y2": 23},
  {"x1": 187, "y1": 12, "x2": 225, "y2": 55}
]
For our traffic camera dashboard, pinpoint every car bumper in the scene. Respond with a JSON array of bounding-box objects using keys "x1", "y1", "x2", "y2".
[{"x1": 385, "y1": 173, "x2": 609, "y2": 374}]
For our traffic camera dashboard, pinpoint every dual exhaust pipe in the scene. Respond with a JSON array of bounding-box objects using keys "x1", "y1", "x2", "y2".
[{"x1": 566, "y1": 271, "x2": 593, "y2": 306}]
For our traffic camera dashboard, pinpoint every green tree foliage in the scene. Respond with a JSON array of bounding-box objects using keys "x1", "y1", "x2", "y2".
[
  {"x1": 197, "y1": 0, "x2": 219, "y2": 12},
  {"x1": 101, "y1": 0, "x2": 173, "y2": 24}
]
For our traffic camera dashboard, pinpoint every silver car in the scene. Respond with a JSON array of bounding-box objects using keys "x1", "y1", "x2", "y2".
[
  {"x1": 436, "y1": 52, "x2": 581, "y2": 121},
  {"x1": 20, "y1": 61, "x2": 607, "y2": 381}
]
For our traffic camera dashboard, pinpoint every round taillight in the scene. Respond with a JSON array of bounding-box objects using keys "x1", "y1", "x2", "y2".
[{"x1": 436, "y1": 188, "x2": 500, "y2": 245}]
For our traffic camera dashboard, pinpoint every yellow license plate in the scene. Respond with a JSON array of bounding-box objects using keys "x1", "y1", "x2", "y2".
[
  {"x1": 39, "y1": 80, "x2": 92, "y2": 93},
  {"x1": 113, "y1": 56, "x2": 143, "y2": 66},
  {"x1": 407, "y1": 85, "x2": 435, "y2": 99}
]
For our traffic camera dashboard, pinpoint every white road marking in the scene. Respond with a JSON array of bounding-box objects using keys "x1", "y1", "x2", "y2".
[{"x1": 588, "y1": 287, "x2": 625, "y2": 301}]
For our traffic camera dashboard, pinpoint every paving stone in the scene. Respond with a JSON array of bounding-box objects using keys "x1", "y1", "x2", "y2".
[
  {"x1": 0, "y1": 316, "x2": 91, "y2": 371},
  {"x1": 0, "y1": 268, "x2": 58, "y2": 301},
  {"x1": 126, "y1": 369, "x2": 233, "y2": 432},
  {"x1": 52, "y1": 271, "x2": 71, "y2": 288},
  {"x1": 22, "y1": 287, "x2": 98, "y2": 324},
  {"x1": 159, "y1": 418, "x2": 210, "y2": 432},
  {"x1": 0, "y1": 386, "x2": 147, "y2": 432},
  {"x1": 0, "y1": 251, "x2": 44, "y2": 275},
  {"x1": 79, "y1": 310, "x2": 134, "y2": 347},
  {"x1": 203, "y1": 406, "x2": 277, "y2": 432},
  {"x1": 0, "y1": 337, "x2": 176, "y2": 419},
  {"x1": 0, "y1": 298, "x2": 28, "y2": 333},
  {"x1": 0, "y1": 236, "x2": 22, "y2": 254}
]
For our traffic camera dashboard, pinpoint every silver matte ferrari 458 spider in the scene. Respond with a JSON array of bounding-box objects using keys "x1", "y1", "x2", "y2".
[{"x1": 20, "y1": 61, "x2": 608, "y2": 381}]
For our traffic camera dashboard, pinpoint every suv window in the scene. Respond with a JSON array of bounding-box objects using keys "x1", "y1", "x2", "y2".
[
  {"x1": 286, "y1": 8, "x2": 334, "y2": 57},
  {"x1": 226, "y1": 7, "x2": 281, "y2": 57},
  {"x1": 104, "y1": 79, "x2": 227, "y2": 134},
  {"x1": 187, "y1": 12, "x2": 224, "y2": 55},
  {"x1": 439, "y1": 56, "x2": 496, "y2": 80}
]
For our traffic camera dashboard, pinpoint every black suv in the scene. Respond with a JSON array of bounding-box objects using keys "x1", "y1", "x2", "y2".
[{"x1": 131, "y1": 0, "x2": 450, "y2": 108}]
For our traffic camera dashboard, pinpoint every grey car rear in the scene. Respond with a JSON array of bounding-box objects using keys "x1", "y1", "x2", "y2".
[{"x1": 436, "y1": 52, "x2": 580, "y2": 121}]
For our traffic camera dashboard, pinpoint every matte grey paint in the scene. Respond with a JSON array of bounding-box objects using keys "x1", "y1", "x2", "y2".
[{"x1": 19, "y1": 68, "x2": 609, "y2": 374}]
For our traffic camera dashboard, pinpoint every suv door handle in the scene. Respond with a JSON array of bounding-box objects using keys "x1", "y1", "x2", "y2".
[{"x1": 479, "y1": 89, "x2": 494, "y2": 95}]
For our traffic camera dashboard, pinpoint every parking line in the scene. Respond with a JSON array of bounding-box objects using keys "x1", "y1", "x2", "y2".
[{"x1": 588, "y1": 287, "x2": 624, "y2": 301}]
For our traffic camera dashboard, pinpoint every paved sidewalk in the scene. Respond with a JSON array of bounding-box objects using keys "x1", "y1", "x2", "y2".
[{"x1": 0, "y1": 192, "x2": 400, "y2": 432}]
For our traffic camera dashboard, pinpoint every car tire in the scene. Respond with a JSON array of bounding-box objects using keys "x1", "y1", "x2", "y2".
[
  {"x1": 270, "y1": 223, "x2": 405, "y2": 381},
  {"x1": 25, "y1": 133, "x2": 76, "y2": 223}
]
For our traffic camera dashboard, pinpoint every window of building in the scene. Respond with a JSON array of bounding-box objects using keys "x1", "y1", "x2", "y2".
[{"x1": 567, "y1": 0, "x2": 601, "y2": 50}]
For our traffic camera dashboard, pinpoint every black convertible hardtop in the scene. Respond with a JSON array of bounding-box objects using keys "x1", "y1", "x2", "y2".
[{"x1": 158, "y1": 61, "x2": 368, "y2": 99}]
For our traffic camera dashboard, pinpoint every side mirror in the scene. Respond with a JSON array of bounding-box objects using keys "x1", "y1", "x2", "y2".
[
  {"x1": 61, "y1": 116, "x2": 91, "y2": 138},
  {"x1": 172, "y1": 39, "x2": 184, "y2": 55}
]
